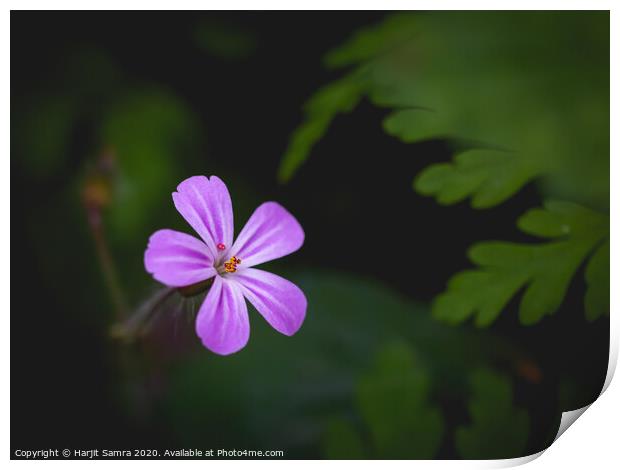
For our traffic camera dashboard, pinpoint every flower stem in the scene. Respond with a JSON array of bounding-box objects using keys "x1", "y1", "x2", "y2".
[
  {"x1": 87, "y1": 208, "x2": 128, "y2": 320},
  {"x1": 110, "y1": 286, "x2": 177, "y2": 341},
  {"x1": 82, "y1": 147, "x2": 128, "y2": 321}
]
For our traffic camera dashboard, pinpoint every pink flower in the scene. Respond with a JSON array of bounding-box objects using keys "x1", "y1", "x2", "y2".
[{"x1": 144, "y1": 176, "x2": 307, "y2": 355}]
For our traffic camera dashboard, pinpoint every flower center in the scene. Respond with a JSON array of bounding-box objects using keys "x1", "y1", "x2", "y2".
[{"x1": 221, "y1": 256, "x2": 242, "y2": 274}]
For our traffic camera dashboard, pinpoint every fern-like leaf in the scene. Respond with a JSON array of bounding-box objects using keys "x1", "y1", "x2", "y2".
[
  {"x1": 456, "y1": 369, "x2": 529, "y2": 459},
  {"x1": 433, "y1": 201, "x2": 609, "y2": 326},
  {"x1": 279, "y1": 12, "x2": 609, "y2": 211},
  {"x1": 278, "y1": 74, "x2": 365, "y2": 183},
  {"x1": 356, "y1": 341, "x2": 444, "y2": 459}
]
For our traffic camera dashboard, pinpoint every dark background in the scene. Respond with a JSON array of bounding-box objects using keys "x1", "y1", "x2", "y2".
[{"x1": 11, "y1": 11, "x2": 609, "y2": 458}]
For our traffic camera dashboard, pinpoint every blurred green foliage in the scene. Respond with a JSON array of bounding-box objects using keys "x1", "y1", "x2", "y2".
[
  {"x1": 12, "y1": 49, "x2": 206, "y2": 318},
  {"x1": 355, "y1": 342, "x2": 443, "y2": 458},
  {"x1": 193, "y1": 19, "x2": 257, "y2": 60},
  {"x1": 356, "y1": 342, "x2": 443, "y2": 458},
  {"x1": 13, "y1": 49, "x2": 118, "y2": 180},
  {"x1": 279, "y1": 11, "x2": 609, "y2": 326},
  {"x1": 456, "y1": 369, "x2": 529, "y2": 459},
  {"x1": 158, "y1": 270, "x2": 535, "y2": 458},
  {"x1": 102, "y1": 88, "x2": 201, "y2": 242},
  {"x1": 322, "y1": 342, "x2": 444, "y2": 459},
  {"x1": 322, "y1": 418, "x2": 365, "y2": 459},
  {"x1": 434, "y1": 201, "x2": 609, "y2": 325},
  {"x1": 13, "y1": 94, "x2": 78, "y2": 179}
]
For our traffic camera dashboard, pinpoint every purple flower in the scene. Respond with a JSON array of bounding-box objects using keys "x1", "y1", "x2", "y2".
[{"x1": 144, "y1": 175, "x2": 307, "y2": 355}]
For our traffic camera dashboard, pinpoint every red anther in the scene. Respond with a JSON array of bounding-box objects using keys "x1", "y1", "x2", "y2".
[{"x1": 217, "y1": 243, "x2": 226, "y2": 251}]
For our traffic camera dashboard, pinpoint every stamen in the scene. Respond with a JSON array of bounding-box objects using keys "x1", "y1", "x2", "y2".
[
  {"x1": 217, "y1": 243, "x2": 226, "y2": 251},
  {"x1": 223, "y1": 255, "x2": 242, "y2": 273}
]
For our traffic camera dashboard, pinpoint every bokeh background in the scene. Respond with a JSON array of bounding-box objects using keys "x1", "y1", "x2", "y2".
[{"x1": 11, "y1": 11, "x2": 609, "y2": 459}]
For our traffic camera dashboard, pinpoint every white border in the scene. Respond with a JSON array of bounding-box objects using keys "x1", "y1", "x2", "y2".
[{"x1": 5, "y1": 2, "x2": 617, "y2": 468}]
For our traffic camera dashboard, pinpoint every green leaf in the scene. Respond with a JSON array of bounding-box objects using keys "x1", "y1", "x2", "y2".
[
  {"x1": 433, "y1": 201, "x2": 609, "y2": 326},
  {"x1": 322, "y1": 418, "x2": 366, "y2": 459},
  {"x1": 356, "y1": 341, "x2": 443, "y2": 459},
  {"x1": 517, "y1": 200, "x2": 608, "y2": 238},
  {"x1": 280, "y1": 12, "x2": 609, "y2": 210},
  {"x1": 584, "y1": 240, "x2": 610, "y2": 321},
  {"x1": 323, "y1": 14, "x2": 418, "y2": 69},
  {"x1": 456, "y1": 369, "x2": 529, "y2": 459},
  {"x1": 414, "y1": 149, "x2": 544, "y2": 208},
  {"x1": 278, "y1": 74, "x2": 366, "y2": 183}
]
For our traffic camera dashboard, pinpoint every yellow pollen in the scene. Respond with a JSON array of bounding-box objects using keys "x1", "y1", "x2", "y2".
[{"x1": 223, "y1": 256, "x2": 242, "y2": 273}]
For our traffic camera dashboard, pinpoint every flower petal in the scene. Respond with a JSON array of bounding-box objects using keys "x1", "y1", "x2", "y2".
[
  {"x1": 234, "y1": 268, "x2": 306, "y2": 336},
  {"x1": 172, "y1": 175, "x2": 234, "y2": 257},
  {"x1": 195, "y1": 276, "x2": 249, "y2": 355},
  {"x1": 144, "y1": 229, "x2": 216, "y2": 287},
  {"x1": 230, "y1": 202, "x2": 304, "y2": 267}
]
